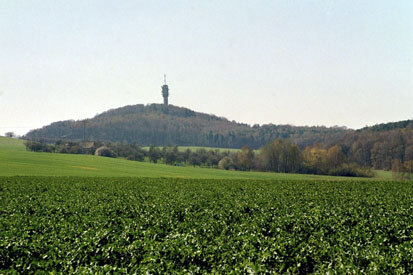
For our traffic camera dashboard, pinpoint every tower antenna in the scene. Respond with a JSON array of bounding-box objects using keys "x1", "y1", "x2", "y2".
[{"x1": 161, "y1": 74, "x2": 169, "y2": 106}]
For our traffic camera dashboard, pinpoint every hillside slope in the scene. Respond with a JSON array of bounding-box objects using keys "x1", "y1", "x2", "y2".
[
  {"x1": 25, "y1": 104, "x2": 348, "y2": 149},
  {"x1": 358, "y1": 119, "x2": 413, "y2": 132},
  {"x1": 1, "y1": 136, "x2": 362, "y2": 180}
]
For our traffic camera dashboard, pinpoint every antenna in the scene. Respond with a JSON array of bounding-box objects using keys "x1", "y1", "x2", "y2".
[{"x1": 161, "y1": 74, "x2": 169, "y2": 105}]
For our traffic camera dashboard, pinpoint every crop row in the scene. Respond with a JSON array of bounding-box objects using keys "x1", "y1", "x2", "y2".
[{"x1": 0, "y1": 177, "x2": 412, "y2": 273}]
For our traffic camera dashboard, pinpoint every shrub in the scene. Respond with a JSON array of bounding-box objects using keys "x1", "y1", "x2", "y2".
[
  {"x1": 24, "y1": 141, "x2": 55, "y2": 152},
  {"x1": 218, "y1": 156, "x2": 234, "y2": 170},
  {"x1": 328, "y1": 163, "x2": 373, "y2": 177}
]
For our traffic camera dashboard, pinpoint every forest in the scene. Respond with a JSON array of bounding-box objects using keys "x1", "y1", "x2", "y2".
[{"x1": 24, "y1": 104, "x2": 349, "y2": 149}]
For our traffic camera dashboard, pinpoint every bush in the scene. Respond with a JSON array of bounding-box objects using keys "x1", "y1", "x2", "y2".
[
  {"x1": 99, "y1": 148, "x2": 117, "y2": 158},
  {"x1": 218, "y1": 157, "x2": 234, "y2": 170},
  {"x1": 126, "y1": 151, "x2": 145, "y2": 161},
  {"x1": 328, "y1": 163, "x2": 373, "y2": 177},
  {"x1": 24, "y1": 141, "x2": 55, "y2": 152}
]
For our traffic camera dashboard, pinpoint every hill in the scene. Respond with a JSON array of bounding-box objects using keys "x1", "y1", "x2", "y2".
[
  {"x1": 358, "y1": 119, "x2": 413, "y2": 132},
  {"x1": 24, "y1": 104, "x2": 348, "y2": 149}
]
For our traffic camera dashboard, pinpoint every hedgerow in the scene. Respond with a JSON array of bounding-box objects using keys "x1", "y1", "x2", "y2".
[{"x1": 0, "y1": 177, "x2": 412, "y2": 273}]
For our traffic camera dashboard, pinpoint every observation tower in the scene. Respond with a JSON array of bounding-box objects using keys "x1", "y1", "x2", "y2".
[{"x1": 161, "y1": 74, "x2": 169, "y2": 106}]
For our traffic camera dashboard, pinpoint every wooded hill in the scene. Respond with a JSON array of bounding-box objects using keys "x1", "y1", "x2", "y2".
[
  {"x1": 24, "y1": 104, "x2": 349, "y2": 149},
  {"x1": 24, "y1": 104, "x2": 412, "y2": 171},
  {"x1": 327, "y1": 120, "x2": 413, "y2": 170}
]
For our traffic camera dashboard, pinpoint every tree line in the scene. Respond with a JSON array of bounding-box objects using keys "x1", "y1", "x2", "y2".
[{"x1": 24, "y1": 138, "x2": 379, "y2": 177}]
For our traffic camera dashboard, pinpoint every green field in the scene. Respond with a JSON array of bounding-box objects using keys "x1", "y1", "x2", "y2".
[
  {"x1": 0, "y1": 137, "x2": 365, "y2": 180},
  {"x1": 1, "y1": 177, "x2": 412, "y2": 273},
  {"x1": 374, "y1": 169, "x2": 393, "y2": 179}
]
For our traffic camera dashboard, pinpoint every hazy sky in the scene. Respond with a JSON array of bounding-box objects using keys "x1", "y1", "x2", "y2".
[{"x1": 1, "y1": 0, "x2": 412, "y2": 135}]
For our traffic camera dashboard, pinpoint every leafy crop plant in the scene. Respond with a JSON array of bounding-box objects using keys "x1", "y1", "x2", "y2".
[{"x1": 0, "y1": 177, "x2": 412, "y2": 273}]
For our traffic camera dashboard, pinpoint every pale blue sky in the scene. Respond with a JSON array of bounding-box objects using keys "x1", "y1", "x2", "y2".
[{"x1": 1, "y1": 0, "x2": 412, "y2": 135}]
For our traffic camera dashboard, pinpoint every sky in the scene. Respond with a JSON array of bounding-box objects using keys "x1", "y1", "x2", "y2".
[{"x1": 1, "y1": 0, "x2": 412, "y2": 136}]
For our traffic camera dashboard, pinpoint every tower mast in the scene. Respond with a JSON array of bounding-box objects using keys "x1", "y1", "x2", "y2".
[{"x1": 161, "y1": 74, "x2": 169, "y2": 106}]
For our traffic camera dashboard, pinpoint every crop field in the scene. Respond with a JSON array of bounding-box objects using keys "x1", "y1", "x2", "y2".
[{"x1": 1, "y1": 177, "x2": 412, "y2": 273}]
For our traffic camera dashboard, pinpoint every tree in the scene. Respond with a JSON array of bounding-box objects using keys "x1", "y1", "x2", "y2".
[
  {"x1": 196, "y1": 149, "x2": 209, "y2": 165},
  {"x1": 392, "y1": 159, "x2": 406, "y2": 180},
  {"x1": 404, "y1": 160, "x2": 413, "y2": 180},
  {"x1": 326, "y1": 145, "x2": 345, "y2": 169},
  {"x1": 258, "y1": 139, "x2": 302, "y2": 173},
  {"x1": 127, "y1": 151, "x2": 145, "y2": 161},
  {"x1": 162, "y1": 146, "x2": 178, "y2": 165},
  {"x1": 148, "y1": 146, "x2": 161, "y2": 163},
  {"x1": 235, "y1": 145, "x2": 255, "y2": 171},
  {"x1": 302, "y1": 143, "x2": 328, "y2": 174},
  {"x1": 218, "y1": 157, "x2": 234, "y2": 170},
  {"x1": 183, "y1": 149, "x2": 192, "y2": 162},
  {"x1": 206, "y1": 149, "x2": 221, "y2": 167},
  {"x1": 188, "y1": 152, "x2": 201, "y2": 166}
]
